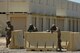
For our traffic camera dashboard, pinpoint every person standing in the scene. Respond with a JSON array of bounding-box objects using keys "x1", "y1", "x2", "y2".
[
  {"x1": 57, "y1": 29, "x2": 62, "y2": 51},
  {"x1": 5, "y1": 21, "x2": 13, "y2": 48},
  {"x1": 50, "y1": 24, "x2": 62, "y2": 51}
]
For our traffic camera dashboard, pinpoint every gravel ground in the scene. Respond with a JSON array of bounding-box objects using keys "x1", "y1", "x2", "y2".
[{"x1": 0, "y1": 37, "x2": 80, "y2": 53}]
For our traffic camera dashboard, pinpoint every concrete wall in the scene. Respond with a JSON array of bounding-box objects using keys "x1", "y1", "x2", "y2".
[
  {"x1": 24, "y1": 32, "x2": 58, "y2": 50},
  {"x1": 8, "y1": 2, "x2": 29, "y2": 12},
  {"x1": 9, "y1": 30, "x2": 24, "y2": 49},
  {"x1": 56, "y1": 0, "x2": 67, "y2": 16},
  {"x1": 67, "y1": 1, "x2": 80, "y2": 18},
  {"x1": 0, "y1": 2, "x2": 29, "y2": 12},
  {"x1": 29, "y1": 0, "x2": 56, "y2": 15},
  {"x1": 73, "y1": 32, "x2": 80, "y2": 51},
  {"x1": 27, "y1": 14, "x2": 80, "y2": 32},
  {"x1": 0, "y1": 0, "x2": 80, "y2": 33},
  {"x1": 0, "y1": 13, "x2": 78, "y2": 32},
  {"x1": 0, "y1": 0, "x2": 80, "y2": 17},
  {"x1": 24, "y1": 31, "x2": 72, "y2": 50},
  {"x1": 0, "y1": 2, "x2": 7, "y2": 12},
  {"x1": 24, "y1": 31, "x2": 80, "y2": 51}
]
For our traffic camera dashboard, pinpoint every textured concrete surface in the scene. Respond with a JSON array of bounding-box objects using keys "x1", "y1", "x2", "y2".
[{"x1": 0, "y1": 37, "x2": 80, "y2": 53}]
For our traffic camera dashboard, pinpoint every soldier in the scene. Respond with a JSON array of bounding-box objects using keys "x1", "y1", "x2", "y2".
[
  {"x1": 50, "y1": 24, "x2": 57, "y2": 33},
  {"x1": 57, "y1": 29, "x2": 62, "y2": 51},
  {"x1": 27, "y1": 24, "x2": 34, "y2": 32},
  {"x1": 50, "y1": 24, "x2": 62, "y2": 51},
  {"x1": 5, "y1": 21, "x2": 13, "y2": 48}
]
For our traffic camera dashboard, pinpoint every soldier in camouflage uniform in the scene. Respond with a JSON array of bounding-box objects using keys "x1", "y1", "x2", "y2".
[
  {"x1": 5, "y1": 21, "x2": 13, "y2": 48},
  {"x1": 50, "y1": 24, "x2": 62, "y2": 51}
]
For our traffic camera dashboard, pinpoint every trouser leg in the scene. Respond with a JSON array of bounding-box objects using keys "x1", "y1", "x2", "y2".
[
  {"x1": 6, "y1": 36, "x2": 11, "y2": 47},
  {"x1": 58, "y1": 42, "x2": 61, "y2": 51},
  {"x1": 57, "y1": 29, "x2": 62, "y2": 51}
]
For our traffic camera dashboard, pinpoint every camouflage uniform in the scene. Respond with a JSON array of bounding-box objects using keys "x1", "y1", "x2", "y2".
[
  {"x1": 5, "y1": 21, "x2": 13, "y2": 47},
  {"x1": 50, "y1": 24, "x2": 62, "y2": 51}
]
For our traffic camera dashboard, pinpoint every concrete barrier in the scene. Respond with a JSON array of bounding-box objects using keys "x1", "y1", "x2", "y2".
[
  {"x1": 24, "y1": 32, "x2": 57, "y2": 51},
  {"x1": 61, "y1": 31, "x2": 71, "y2": 50},
  {"x1": 62, "y1": 32, "x2": 80, "y2": 51},
  {"x1": 9, "y1": 31, "x2": 80, "y2": 51},
  {"x1": 9, "y1": 30, "x2": 24, "y2": 49},
  {"x1": 24, "y1": 31, "x2": 76, "y2": 51},
  {"x1": 72, "y1": 32, "x2": 80, "y2": 51}
]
